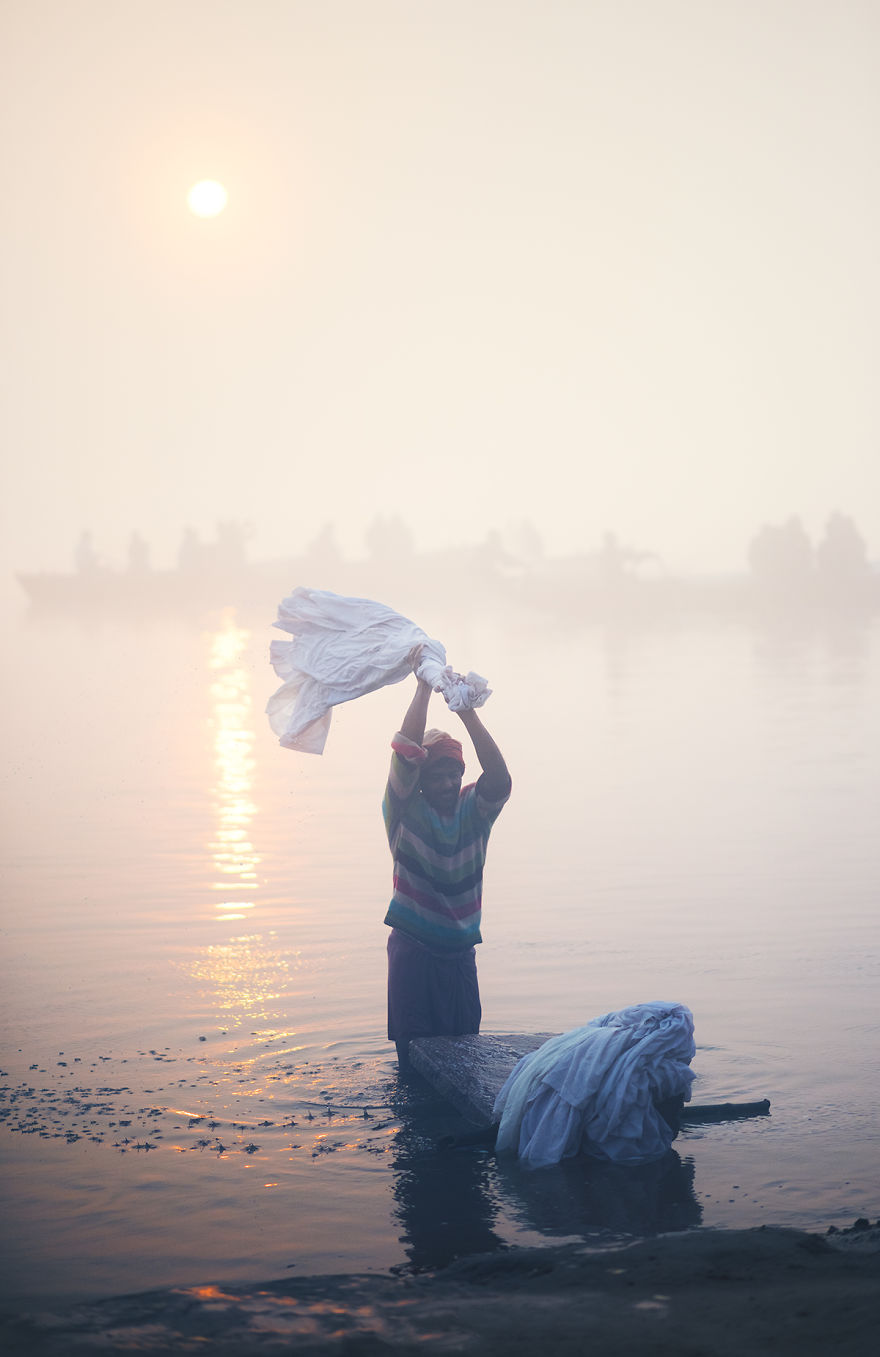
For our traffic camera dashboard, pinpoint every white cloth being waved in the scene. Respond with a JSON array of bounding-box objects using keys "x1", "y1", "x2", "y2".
[
  {"x1": 493, "y1": 1002, "x2": 696, "y2": 1168},
  {"x1": 267, "y1": 586, "x2": 491, "y2": 754}
]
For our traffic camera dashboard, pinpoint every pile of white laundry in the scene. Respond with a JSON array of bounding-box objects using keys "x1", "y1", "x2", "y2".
[
  {"x1": 493, "y1": 1002, "x2": 696, "y2": 1168},
  {"x1": 266, "y1": 586, "x2": 491, "y2": 754}
]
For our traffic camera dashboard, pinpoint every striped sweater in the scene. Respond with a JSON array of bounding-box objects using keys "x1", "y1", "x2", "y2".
[{"x1": 382, "y1": 733, "x2": 510, "y2": 950}]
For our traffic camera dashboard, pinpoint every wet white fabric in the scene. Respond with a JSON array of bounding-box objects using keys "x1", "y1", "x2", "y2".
[
  {"x1": 267, "y1": 586, "x2": 491, "y2": 754},
  {"x1": 493, "y1": 1002, "x2": 696, "y2": 1168}
]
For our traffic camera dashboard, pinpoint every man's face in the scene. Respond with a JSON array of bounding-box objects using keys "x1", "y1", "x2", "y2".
[{"x1": 419, "y1": 758, "x2": 463, "y2": 814}]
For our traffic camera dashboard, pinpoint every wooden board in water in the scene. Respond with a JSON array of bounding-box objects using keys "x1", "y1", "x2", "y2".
[
  {"x1": 407, "y1": 1032, "x2": 772, "y2": 1131},
  {"x1": 408, "y1": 1032, "x2": 556, "y2": 1126}
]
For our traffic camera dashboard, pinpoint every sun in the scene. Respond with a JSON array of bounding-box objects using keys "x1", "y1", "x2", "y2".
[{"x1": 187, "y1": 180, "x2": 228, "y2": 217}]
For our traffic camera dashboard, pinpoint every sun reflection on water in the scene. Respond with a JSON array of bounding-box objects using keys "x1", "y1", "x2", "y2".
[
  {"x1": 186, "y1": 935, "x2": 292, "y2": 1020},
  {"x1": 208, "y1": 610, "x2": 260, "y2": 922},
  {"x1": 181, "y1": 611, "x2": 301, "y2": 1034},
  {"x1": 174, "y1": 612, "x2": 322, "y2": 1044}
]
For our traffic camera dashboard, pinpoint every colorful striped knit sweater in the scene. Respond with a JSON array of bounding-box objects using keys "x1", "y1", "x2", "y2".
[{"x1": 382, "y1": 733, "x2": 510, "y2": 950}]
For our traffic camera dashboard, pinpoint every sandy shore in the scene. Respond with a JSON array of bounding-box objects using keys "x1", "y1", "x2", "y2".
[{"x1": 2, "y1": 1221, "x2": 878, "y2": 1356}]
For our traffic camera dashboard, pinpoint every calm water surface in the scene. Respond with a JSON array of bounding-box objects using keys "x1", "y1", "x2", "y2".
[{"x1": 1, "y1": 598, "x2": 878, "y2": 1305}]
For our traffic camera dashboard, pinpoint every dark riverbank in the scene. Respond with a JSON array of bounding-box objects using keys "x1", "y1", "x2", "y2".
[{"x1": 3, "y1": 1222, "x2": 878, "y2": 1356}]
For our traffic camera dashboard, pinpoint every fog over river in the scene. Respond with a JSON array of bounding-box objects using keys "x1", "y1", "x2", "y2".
[{"x1": 1, "y1": 596, "x2": 877, "y2": 1304}]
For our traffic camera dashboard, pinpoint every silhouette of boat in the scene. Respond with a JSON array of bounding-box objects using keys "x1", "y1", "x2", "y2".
[{"x1": 15, "y1": 561, "x2": 296, "y2": 617}]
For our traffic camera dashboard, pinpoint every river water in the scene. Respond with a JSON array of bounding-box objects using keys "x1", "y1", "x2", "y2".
[{"x1": 1, "y1": 592, "x2": 878, "y2": 1306}]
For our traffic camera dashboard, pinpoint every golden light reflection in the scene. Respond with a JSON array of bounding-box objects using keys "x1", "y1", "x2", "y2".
[
  {"x1": 182, "y1": 1285, "x2": 240, "y2": 1302},
  {"x1": 176, "y1": 611, "x2": 301, "y2": 1032},
  {"x1": 208, "y1": 610, "x2": 260, "y2": 921},
  {"x1": 187, "y1": 935, "x2": 293, "y2": 1022}
]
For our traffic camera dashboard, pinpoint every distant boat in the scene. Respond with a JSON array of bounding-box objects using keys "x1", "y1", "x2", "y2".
[
  {"x1": 15, "y1": 561, "x2": 295, "y2": 616},
  {"x1": 15, "y1": 554, "x2": 880, "y2": 623}
]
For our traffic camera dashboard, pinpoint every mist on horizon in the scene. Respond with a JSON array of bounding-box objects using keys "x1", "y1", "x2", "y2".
[{"x1": 2, "y1": 0, "x2": 879, "y2": 585}]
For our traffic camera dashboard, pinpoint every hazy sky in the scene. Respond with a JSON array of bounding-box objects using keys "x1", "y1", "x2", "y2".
[{"x1": 2, "y1": 0, "x2": 878, "y2": 579}]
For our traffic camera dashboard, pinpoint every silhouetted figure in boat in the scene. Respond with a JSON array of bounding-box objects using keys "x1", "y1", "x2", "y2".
[
  {"x1": 507, "y1": 517, "x2": 545, "y2": 567},
  {"x1": 215, "y1": 520, "x2": 247, "y2": 572},
  {"x1": 305, "y1": 521, "x2": 341, "y2": 569},
  {"x1": 598, "y1": 532, "x2": 658, "y2": 589},
  {"x1": 816, "y1": 512, "x2": 872, "y2": 605},
  {"x1": 127, "y1": 531, "x2": 150, "y2": 575},
  {"x1": 748, "y1": 516, "x2": 813, "y2": 603},
  {"x1": 364, "y1": 513, "x2": 415, "y2": 564},
  {"x1": 178, "y1": 526, "x2": 202, "y2": 573},
  {"x1": 470, "y1": 529, "x2": 518, "y2": 577},
  {"x1": 383, "y1": 655, "x2": 511, "y2": 1070},
  {"x1": 75, "y1": 531, "x2": 99, "y2": 575}
]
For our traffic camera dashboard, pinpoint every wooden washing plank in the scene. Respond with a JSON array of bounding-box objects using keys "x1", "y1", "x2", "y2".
[
  {"x1": 408, "y1": 1032, "x2": 556, "y2": 1126},
  {"x1": 407, "y1": 1032, "x2": 772, "y2": 1131}
]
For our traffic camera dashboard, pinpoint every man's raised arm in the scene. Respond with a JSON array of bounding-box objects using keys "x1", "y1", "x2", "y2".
[
  {"x1": 457, "y1": 707, "x2": 511, "y2": 802},
  {"x1": 398, "y1": 675, "x2": 432, "y2": 746}
]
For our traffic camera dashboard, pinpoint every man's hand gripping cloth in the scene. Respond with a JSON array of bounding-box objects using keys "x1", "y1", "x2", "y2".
[
  {"x1": 493, "y1": 1002, "x2": 696, "y2": 1168},
  {"x1": 266, "y1": 586, "x2": 491, "y2": 754}
]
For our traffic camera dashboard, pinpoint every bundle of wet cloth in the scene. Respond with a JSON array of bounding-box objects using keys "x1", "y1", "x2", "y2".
[
  {"x1": 493, "y1": 1002, "x2": 696, "y2": 1168},
  {"x1": 267, "y1": 586, "x2": 491, "y2": 754}
]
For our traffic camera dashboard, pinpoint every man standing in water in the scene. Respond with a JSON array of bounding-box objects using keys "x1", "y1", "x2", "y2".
[{"x1": 383, "y1": 663, "x2": 511, "y2": 1068}]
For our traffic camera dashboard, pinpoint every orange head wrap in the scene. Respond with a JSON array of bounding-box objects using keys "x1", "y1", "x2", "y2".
[{"x1": 422, "y1": 728, "x2": 465, "y2": 770}]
